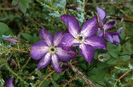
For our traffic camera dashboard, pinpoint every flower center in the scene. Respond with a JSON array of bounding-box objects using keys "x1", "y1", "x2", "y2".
[
  {"x1": 49, "y1": 46, "x2": 56, "y2": 54},
  {"x1": 77, "y1": 36, "x2": 84, "y2": 43}
]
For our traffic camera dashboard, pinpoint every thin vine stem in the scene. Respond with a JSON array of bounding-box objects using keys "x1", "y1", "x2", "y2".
[
  {"x1": 37, "y1": 70, "x2": 55, "y2": 87},
  {"x1": 69, "y1": 61, "x2": 96, "y2": 87},
  {"x1": 5, "y1": 63, "x2": 29, "y2": 86}
]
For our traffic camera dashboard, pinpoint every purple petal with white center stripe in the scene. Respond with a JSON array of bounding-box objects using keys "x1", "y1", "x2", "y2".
[
  {"x1": 80, "y1": 17, "x2": 98, "y2": 38},
  {"x1": 37, "y1": 52, "x2": 51, "y2": 69},
  {"x1": 56, "y1": 47, "x2": 77, "y2": 61},
  {"x1": 61, "y1": 33, "x2": 78, "y2": 50},
  {"x1": 85, "y1": 36, "x2": 106, "y2": 50},
  {"x1": 79, "y1": 44, "x2": 95, "y2": 63},
  {"x1": 61, "y1": 15, "x2": 80, "y2": 38},
  {"x1": 96, "y1": 7, "x2": 106, "y2": 22},
  {"x1": 53, "y1": 32, "x2": 66, "y2": 46},
  {"x1": 39, "y1": 28, "x2": 53, "y2": 46},
  {"x1": 51, "y1": 54, "x2": 62, "y2": 73},
  {"x1": 104, "y1": 20, "x2": 116, "y2": 30},
  {"x1": 30, "y1": 40, "x2": 49, "y2": 60},
  {"x1": 6, "y1": 78, "x2": 14, "y2": 87}
]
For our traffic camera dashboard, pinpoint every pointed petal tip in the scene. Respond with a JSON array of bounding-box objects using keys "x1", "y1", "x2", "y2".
[
  {"x1": 96, "y1": 7, "x2": 105, "y2": 12},
  {"x1": 96, "y1": 6, "x2": 100, "y2": 10},
  {"x1": 39, "y1": 29, "x2": 53, "y2": 46},
  {"x1": 96, "y1": 7, "x2": 106, "y2": 22},
  {"x1": 37, "y1": 64, "x2": 46, "y2": 70},
  {"x1": 60, "y1": 15, "x2": 80, "y2": 37},
  {"x1": 87, "y1": 59, "x2": 92, "y2": 63},
  {"x1": 61, "y1": 14, "x2": 66, "y2": 20},
  {"x1": 6, "y1": 78, "x2": 14, "y2": 87},
  {"x1": 61, "y1": 14, "x2": 70, "y2": 21},
  {"x1": 117, "y1": 27, "x2": 123, "y2": 34},
  {"x1": 56, "y1": 69, "x2": 62, "y2": 73},
  {"x1": 103, "y1": 46, "x2": 107, "y2": 50},
  {"x1": 37, "y1": 66, "x2": 41, "y2": 70},
  {"x1": 51, "y1": 54, "x2": 63, "y2": 73}
]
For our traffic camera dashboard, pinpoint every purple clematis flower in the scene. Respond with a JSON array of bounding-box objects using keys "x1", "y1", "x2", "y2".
[
  {"x1": 6, "y1": 78, "x2": 14, "y2": 87},
  {"x1": 61, "y1": 15, "x2": 106, "y2": 63},
  {"x1": 30, "y1": 29, "x2": 77, "y2": 73},
  {"x1": 96, "y1": 7, "x2": 122, "y2": 46}
]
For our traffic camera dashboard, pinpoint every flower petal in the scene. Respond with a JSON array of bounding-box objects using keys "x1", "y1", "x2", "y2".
[
  {"x1": 61, "y1": 33, "x2": 78, "y2": 50},
  {"x1": 31, "y1": 40, "x2": 49, "y2": 60},
  {"x1": 56, "y1": 47, "x2": 77, "y2": 61},
  {"x1": 97, "y1": 30, "x2": 104, "y2": 37},
  {"x1": 80, "y1": 17, "x2": 98, "y2": 38},
  {"x1": 79, "y1": 44, "x2": 95, "y2": 63},
  {"x1": 53, "y1": 32, "x2": 66, "y2": 46},
  {"x1": 61, "y1": 15, "x2": 80, "y2": 37},
  {"x1": 6, "y1": 78, "x2": 14, "y2": 87},
  {"x1": 40, "y1": 28, "x2": 53, "y2": 46},
  {"x1": 117, "y1": 27, "x2": 122, "y2": 34},
  {"x1": 85, "y1": 36, "x2": 106, "y2": 50},
  {"x1": 105, "y1": 32, "x2": 120, "y2": 46},
  {"x1": 51, "y1": 54, "x2": 62, "y2": 73},
  {"x1": 113, "y1": 35, "x2": 120, "y2": 45},
  {"x1": 96, "y1": 12, "x2": 104, "y2": 29},
  {"x1": 104, "y1": 20, "x2": 116, "y2": 30},
  {"x1": 96, "y1": 7, "x2": 106, "y2": 22},
  {"x1": 37, "y1": 52, "x2": 51, "y2": 69}
]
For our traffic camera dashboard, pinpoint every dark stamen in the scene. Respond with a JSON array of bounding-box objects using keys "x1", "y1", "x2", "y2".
[
  {"x1": 79, "y1": 36, "x2": 83, "y2": 40},
  {"x1": 50, "y1": 48, "x2": 55, "y2": 52}
]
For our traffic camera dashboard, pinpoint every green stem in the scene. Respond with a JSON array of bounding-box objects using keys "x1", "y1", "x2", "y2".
[
  {"x1": 69, "y1": 62, "x2": 96, "y2": 87},
  {"x1": 114, "y1": 69, "x2": 132, "y2": 87},
  {"x1": 5, "y1": 63, "x2": 29, "y2": 86},
  {"x1": 21, "y1": 57, "x2": 31, "y2": 70}
]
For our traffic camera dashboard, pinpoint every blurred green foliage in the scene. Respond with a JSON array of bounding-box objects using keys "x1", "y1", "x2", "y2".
[{"x1": 0, "y1": 0, "x2": 133, "y2": 87}]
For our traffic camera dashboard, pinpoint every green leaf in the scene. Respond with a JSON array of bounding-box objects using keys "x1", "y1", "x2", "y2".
[
  {"x1": 53, "y1": 73, "x2": 59, "y2": 81},
  {"x1": 80, "y1": 63, "x2": 87, "y2": 70},
  {"x1": 19, "y1": 0, "x2": 32, "y2": 13},
  {"x1": 128, "y1": 64, "x2": 133, "y2": 69},
  {"x1": 107, "y1": 43, "x2": 121, "y2": 58},
  {"x1": 120, "y1": 27, "x2": 125, "y2": 40},
  {"x1": 0, "y1": 59, "x2": 7, "y2": 64},
  {"x1": 120, "y1": 55, "x2": 130, "y2": 61},
  {"x1": 0, "y1": 79, "x2": 5, "y2": 87},
  {"x1": 0, "y1": 22, "x2": 12, "y2": 35},
  {"x1": 12, "y1": 0, "x2": 18, "y2": 6},
  {"x1": 21, "y1": 33, "x2": 40, "y2": 43},
  {"x1": 125, "y1": 42, "x2": 132, "y2": 54},
  {"x1": 32, "y1": 34, "x2": 40, "y2": 43},
  {"x1": 88, "y1": 63, "x2": 107, "y2": 81},
  {"x1": 21, "y1": 33, "x2": 32, "y2": 42},
  {"x1": 41, "y1": 79, "x2": 50, "y2": 87}
]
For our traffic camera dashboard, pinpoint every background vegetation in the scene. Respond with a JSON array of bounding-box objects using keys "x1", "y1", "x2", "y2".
[{"x1": 0, "y1": 0, "x2": 133, "y2": 87}]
